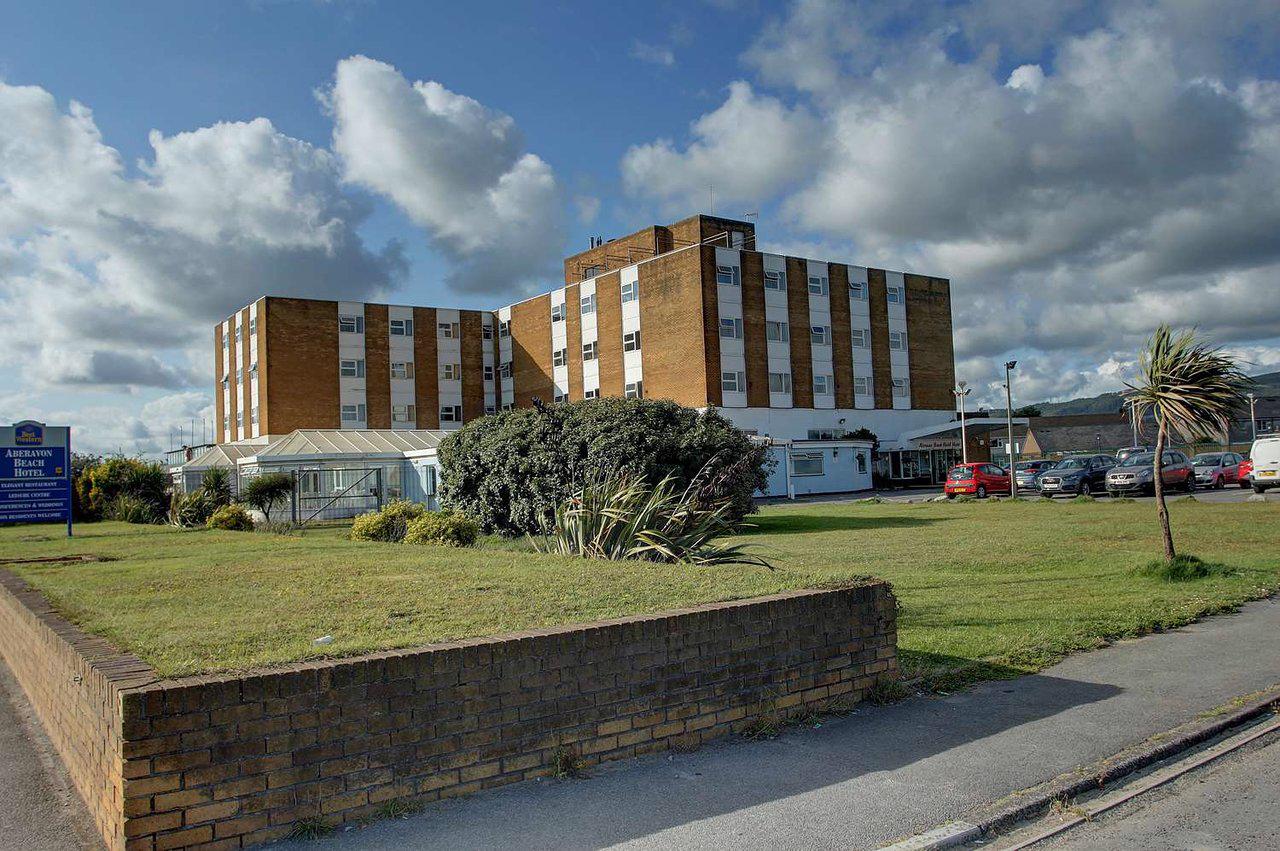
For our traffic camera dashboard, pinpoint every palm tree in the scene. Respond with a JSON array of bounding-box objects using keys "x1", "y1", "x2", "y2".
[{"x1": 1124, "y1": 326, "x2": 1251, "y2": 562}]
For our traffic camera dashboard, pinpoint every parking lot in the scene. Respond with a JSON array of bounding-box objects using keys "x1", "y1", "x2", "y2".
[{"x1": 785, "y1": 485, "x2": 1280, "y2": 506}]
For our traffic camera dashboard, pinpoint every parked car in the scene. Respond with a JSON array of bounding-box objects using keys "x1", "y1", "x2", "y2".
[
  {"x1": 1238, "y1": 457, "x2": 1254, "y2": 488},
  {"x1": 1037, "y1": 454, "x2": 1115, "y2": 497},
  {"x1": 945, "y1": 463, "x2": 1011, "y2": 498},
  {"x1": 1115, "y1": 446, "x2": 1152, "y2": 464},
  {"x1": 1190, "y1": 452, "x2": 1244, "y2": 489},
  {"x1": 1105, "y1": 450, "x2": 1195, "y2": 496},
  {"x1": 1248, "y1": 437, "x2": 1280, "y2": 493},
  {"x1": 1014, "y1": 459, "x2": 1056, "y2": 491}
]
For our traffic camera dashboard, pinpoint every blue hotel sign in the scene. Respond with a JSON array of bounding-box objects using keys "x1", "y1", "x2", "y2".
[{"x1": 1, "y1": 420, "x2": 73, "y2": 535}]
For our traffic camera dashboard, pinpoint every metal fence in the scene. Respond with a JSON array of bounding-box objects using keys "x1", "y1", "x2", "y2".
[{"x1": 294, "y1": 467, "x2": 383, "y2": 523}]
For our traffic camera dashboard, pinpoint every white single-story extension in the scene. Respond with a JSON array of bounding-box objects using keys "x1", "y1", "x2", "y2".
[{"x1": 757, "y1": 438, "x2": 876, "y2": 498}]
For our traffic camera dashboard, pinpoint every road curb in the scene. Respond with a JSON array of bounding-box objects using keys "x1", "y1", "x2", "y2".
[{"x1": 883, "y1": 684, "x2": 1280, "y2": 849}]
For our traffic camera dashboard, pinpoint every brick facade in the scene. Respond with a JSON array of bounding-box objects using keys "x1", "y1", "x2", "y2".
[{"x1": 1, "y1": 569, "x2": 897, "y2": 851}]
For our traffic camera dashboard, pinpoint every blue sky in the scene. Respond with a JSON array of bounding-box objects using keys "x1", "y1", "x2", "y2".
[{"x1": 3, "y1": 0, "x2": 1279, "y2": 453}]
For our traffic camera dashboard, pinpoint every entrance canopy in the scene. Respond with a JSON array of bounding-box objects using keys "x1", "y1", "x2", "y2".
[{"x1": 890, "y1": 417, "x2": 1029, "y2": 451}]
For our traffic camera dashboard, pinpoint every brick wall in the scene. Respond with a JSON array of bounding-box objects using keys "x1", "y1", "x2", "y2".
[
  {"x1": 905, "y1": 274, "x2": 956, "y2": 410},
  {"x1": 637, "y1": 246, "x2": 711, "y2": 408},
  {"x1": 263, "y1": 298, "x2": 341, "y2": 433},
  {"x1": 1, "y1": 571, "x2": 896, "y2": 851}
]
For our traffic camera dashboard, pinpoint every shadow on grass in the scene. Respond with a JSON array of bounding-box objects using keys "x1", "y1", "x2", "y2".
[{"x1": 742, "y1": 513, "x2": 941, "y2": 536}]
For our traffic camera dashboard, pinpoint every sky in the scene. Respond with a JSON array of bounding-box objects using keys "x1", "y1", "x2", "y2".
[{"x1": 2, "y1": 0, "x2": 1279, "y2": 454}]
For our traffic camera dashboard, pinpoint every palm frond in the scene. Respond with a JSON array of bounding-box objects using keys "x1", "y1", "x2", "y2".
[{"x1": 1123, "y1": 325, "x2": 1252, "y2": 442}]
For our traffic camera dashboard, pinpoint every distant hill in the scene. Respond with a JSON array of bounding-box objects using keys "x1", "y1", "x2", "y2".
[{"x1": 1029, "y1": 371, "x2": 1280, "y2": 416}]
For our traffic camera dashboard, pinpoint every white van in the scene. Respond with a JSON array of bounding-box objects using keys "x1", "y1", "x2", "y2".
[{"x1": 1249, "y1": 437, "x2": 1280, "y2": 493}]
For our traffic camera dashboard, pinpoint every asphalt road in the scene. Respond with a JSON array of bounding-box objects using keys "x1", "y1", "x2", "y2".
[
  {"x1": 260, "y1": 598, "x2": 1280, "y2": 851},
  {"x1": 1035, "y1": 727, "x2": 1280, "y2": 850}
]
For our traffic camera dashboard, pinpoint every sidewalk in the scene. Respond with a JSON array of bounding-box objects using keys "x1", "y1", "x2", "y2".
[{"x1": 270, "y1": 597, "x2": 1280, "y2": 851}]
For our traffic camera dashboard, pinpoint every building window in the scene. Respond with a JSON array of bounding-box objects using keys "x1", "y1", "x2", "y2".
[
  {"x1": 392, "y1": 404, "x2": 416, "y2": 423},
  {"x1": 810, "y1": 325, "x2": 830, "y2": 346},
  {"x1": 552, "y1": 348, "x2": 568, "y2": 367},
  {"x1": 221, "y1": 376, "x2": 229, "y2": 390},
  {"x1": 850, "y1": 280, "x2": 867, "y2": 300},
  {"x1": 483, "y1": 365, "x2": 494, "y2": 381},
  {"x1": 730, "y1": 230, "x2": 746, "y2": 249},
  {"x1": 854, "y1": 375, "x2": 871, "y2": 396},
  {"x1": 440, "y1": 405, "x2": 462, "y2": 423},
  {"x1": 892, "y1": 378, "x2": 909, "y2": 397},
  {"x1": 623, "y1": 330, "x2": 641, "y2": 352},
  {"x1": 482, "y1": 322, "x2": 493, "y2": 340},
  {"x1": 222, "y1": 334, "x2": 229, "y2": 350},
  {"x1": 501, "y1": 402, "x2": 514, "y2": 411},
  {"x1": 498, "y1": 320, "x2": 510, "y2": 338},
  {"x1": 339, "y1": 315, "x2": 364, "y2": 334},
  {"x1": 769, "y1": 372, "x2": 792, "y2": 394},
  {"x1": 485, "y1": 404, "x2": 496, "y2": 415},
  {"x1": 582, "y1": 340, "x2": 597, "y2": 361},
  {"x1": 584, "y1": 388, "x2": 599, "y2": 399},
  {"x1": 716, "y1": 265, "x2": 740, "y2": 286},
  {"x1": 551, "y1": 302, "x2": 566, "y2": 323},
  {"x1": 222, "y1": 415, "x2": 229, "y2": 430},
  {"x1": 238, "y1": 410, "x2": 245, "y2": 427},
  {"x1": 813, "y1": 374, "x2": 832, "y2": 395},
  {"x1": 620, "y1": 280, "x2": 638, "y2": 304},
  {"x1": 390, "y1": 318, "x2": 414, "y2": 336},
  {"x1": 624, "y1": 381, "x2": 643, "y2": 399},
  {"x1": 251, "y1": 406, "x2": 258, "y2": 425},
  {"x1": 764, "y1": 269, "x2": 785, "y2": 291},
  {"x1": 889, "y1": 330, "x2": 907, "y2": 350},
  {"x1": 553, "y1": 391, "x2": 568, "y2": 403},
  {"x1": 234, "y1": 325, "x2": 242, "y2": 343},
  {"x1": 580, "y1": 293, "x2": 596, "y2": 314},
  {"x1": 851, "y1": 328, "x2": 869, "y2": 348},
  {"x1": 719, "y1": 317, "x2": 743, "y2": 339},
  {"x1": 807, "y1": 276, "x2": 829, "y2": 296},
  {"x1": 887, "y1": 285, "x2": 904, "y2": 304},
  {"x1": 235, "y1": 367, "x2": 243, "y2": 383},
  {"x1": 249, "y1": 317, "x2": 257, "y2": 335},
  {"x1": 339, "y1": 359, "x2": 365, "y2": 378},
  {"x1": 791, "y1": 452, "x2": 824, "y2": 477},
  {"x1": 721, "y1": 371, "x2": 745, "y2": 393},
  {"x1": 438, "y1": 321, "x2": 459, "y2": 339},
  {"x1": 390, "y1": 361, "x2": 414, "y2": 380},
  {"x1": 249, "y1": 362, "x2": 258, "y2": 375},
  {"x1": 441, "y1": 363, "x2": 461, "y2": 381},
  {"x1": 765, "y1": 320, "x2": 789, "y2": 342},
  {"x1": 499, "y1": 361, "x2": 512, "y2": 379},
  {"x1": 341, "y1": 403, "x2": 366, "y2": 422},
  {"x1": 856, "y1": 451, "x2": 868, "y2": 474}
]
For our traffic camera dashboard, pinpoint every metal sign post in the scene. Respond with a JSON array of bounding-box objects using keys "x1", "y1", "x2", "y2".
[{"x1": 0, "y1": 421, "x2": 74, "y2": 537}]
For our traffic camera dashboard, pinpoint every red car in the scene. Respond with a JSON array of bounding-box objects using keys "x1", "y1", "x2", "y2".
[
  {"x1": 945, "y1": 463, "x2": 1012, "y2": 498},
  {"x1": 1239, "y1": 458, "x2": 1253, "y2": 488}
]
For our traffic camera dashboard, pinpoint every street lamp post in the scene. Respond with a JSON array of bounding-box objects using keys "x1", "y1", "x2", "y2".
[
  {"x1": 1248, "y1": 392, "x2": 1257, "y2": 443},
  {"x1": 1005, "y1": 360, "x2": 1018, "y2": 497},
  {"x1": 954, "y1": 381, "x2": 972, "y2": 464},
  {"x1": 1128, "y1": 399, "x2": 1139, "y2": 447}
]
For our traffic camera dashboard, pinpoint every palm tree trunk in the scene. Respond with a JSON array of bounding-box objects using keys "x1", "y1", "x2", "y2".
[{"x1": 1153, "y1": 421, "x2": 1176, "y2": 562}]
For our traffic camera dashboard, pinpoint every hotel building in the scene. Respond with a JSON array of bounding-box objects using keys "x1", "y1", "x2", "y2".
[{"x1": 214, "y1": 214, "x2": 984, "y2": 487}]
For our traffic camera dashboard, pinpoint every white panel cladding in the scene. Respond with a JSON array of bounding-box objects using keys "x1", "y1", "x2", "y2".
[
  {"x1": 232, "y1": 313, "x2": 245, "y2": 440},
  {"x1": 620, "y1": 267, "x2": 643, "y2": 387},
  {"x1": 714, "y1": 247, "x2": 746, "y2": 408},
  {"x1": 847, "y1": 265, "x2": 874, "y2": 409},
  {"x1": 388, "y1": 305, "x2": 416, "y2": 428},
  {"x1": 886, "y1": 271, "x2": 910, "y2": 410},
  {"x1": 579, "y1": 280, "x2": 599, "y2": 396},
  {"x1": 248, "y1": 302, "x2": 260, "y2": 437},
  {"x1": 551, "y1": 288, "x2": 569, "y2": 400},
  {"x1": 436, "y1": 307, "x2": 463, "y2": 429},
  {"x1": 221, "y1": 319, "x2": 232, "y2": 441},
  {"x1": 807, "y1": 259, "x2": 835, "y2": 410},
  {"x1": 482, "y1": 314, "x2": 495, "y2": 412},
  {"x1": 338, "y1": 301, "x2": 368, "y2": 429},
  {"x1": 498, "y1": 305, "x2": 514, "y2": 408},
  {"x1": 762, "y1": 254, "x2": 792, "y2": 408}
]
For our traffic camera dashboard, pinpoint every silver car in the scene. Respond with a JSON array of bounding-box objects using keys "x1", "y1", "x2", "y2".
[{"x1": 1191, "y1": 452, "x2": 1244, "y2": 489}]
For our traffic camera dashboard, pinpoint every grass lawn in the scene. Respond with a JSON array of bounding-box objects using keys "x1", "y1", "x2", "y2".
[{"x1": 1, "y1": 498, "x2": 1277, "y2": 686}]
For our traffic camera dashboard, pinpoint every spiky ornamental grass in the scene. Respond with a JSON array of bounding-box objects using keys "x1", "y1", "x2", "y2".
[
  {"x1": 531, "y1": 465, "x2": 772, "y2": 567},
  {"x1": 1125, "y1": 325, "x2": 1253, "y2": 562}
]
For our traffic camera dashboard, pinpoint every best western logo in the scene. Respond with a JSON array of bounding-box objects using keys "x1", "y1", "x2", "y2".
[{"x1": 14, "y1": 424, "x2": 44, "y2": 445}]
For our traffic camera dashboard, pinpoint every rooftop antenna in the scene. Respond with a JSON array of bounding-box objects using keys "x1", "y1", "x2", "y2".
[
  {"x1": 743, "y1": 211, "x2": 758, "y2": 222},
  {"x1": 708, "y1": 184, "x2": 715, "y2": 215}
]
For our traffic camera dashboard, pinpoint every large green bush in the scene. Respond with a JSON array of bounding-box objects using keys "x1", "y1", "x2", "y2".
[
  {"x1": 349, "y1": 500, "x2": 426, "y2": 542},
  {"x1": 78, "y1": 457, "x2": 168, "y2": 522},
  {"x1": 403, "y1": 511, "x2": 479, "y2": 548},
  {"x1": 437, "y1": 398, "x2": 773, "y2": 536}
]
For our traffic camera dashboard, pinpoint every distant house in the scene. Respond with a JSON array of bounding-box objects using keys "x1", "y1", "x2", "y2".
[{"x1": 1022, "y1": 413, "x2": 1149, "y2": 458}]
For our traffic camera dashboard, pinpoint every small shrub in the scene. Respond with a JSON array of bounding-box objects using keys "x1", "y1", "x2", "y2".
[
  {"x1": 286, "y1": 817, "x2": 334, "y2": 840},
  {"x1": 168, "y1": 489, "x2": 216, "y2": 528},
  {"x1": 1137, "y1": 554, "x2": 1234, "y2": 581},
  {"x1": 207, "y1": 504, "x2": 254, "y2": 532},
  {"x1": 350, "y1": 500, "x2": 429, "y2": 542},
  {"x1": 403, "y1": 511, "x2": 479, "y2": 547},
  {"x1": 951, "y1": 494, "x2": 975, "y2": 503},
  {"x1": 866, "y1": 679, "x2": 911, "y2": 705},
  {"x1": 240, "y1": 473, "x2": 294, "y2": 523},
  {"x1": 375, "y1": 798, "x2": 422, "y2": 820},
  {"x1": 200, "y1": 467, "x2": 233, "y2": 507},
  {"x1": 1070, "y1": 494, "x2": 1096, "y2": 503},
  {"x1": 551, "y1": 747, "x2": 584, "y2": 779},
  {"x1": 106, "y1": 493, "x2": 159, "y2": 524}
]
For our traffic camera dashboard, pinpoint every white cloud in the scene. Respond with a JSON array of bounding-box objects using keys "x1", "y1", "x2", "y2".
[
  {"x1": 325, "y1": 55, "x2": 563, "y2": 296},
  {"x1": 621, "y1": 81, "x2": 820, "y2": 214},
  {"x1": 630, "y1": 40, "x2": 676, "y2": 68},
  {"x1": 0, "y1": 390, "x2": 214, "y2": 456},
  {"x1": 623, "y1": 0, "x2": 1280, "y2": 405},
  {"x1": 0, "y1": 82, "x2": 402, "y2": 395}
]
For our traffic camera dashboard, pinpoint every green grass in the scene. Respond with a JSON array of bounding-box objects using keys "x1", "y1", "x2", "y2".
[{"x1": 1, "y1": 499, "x2": 1277, "y2": 686}]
